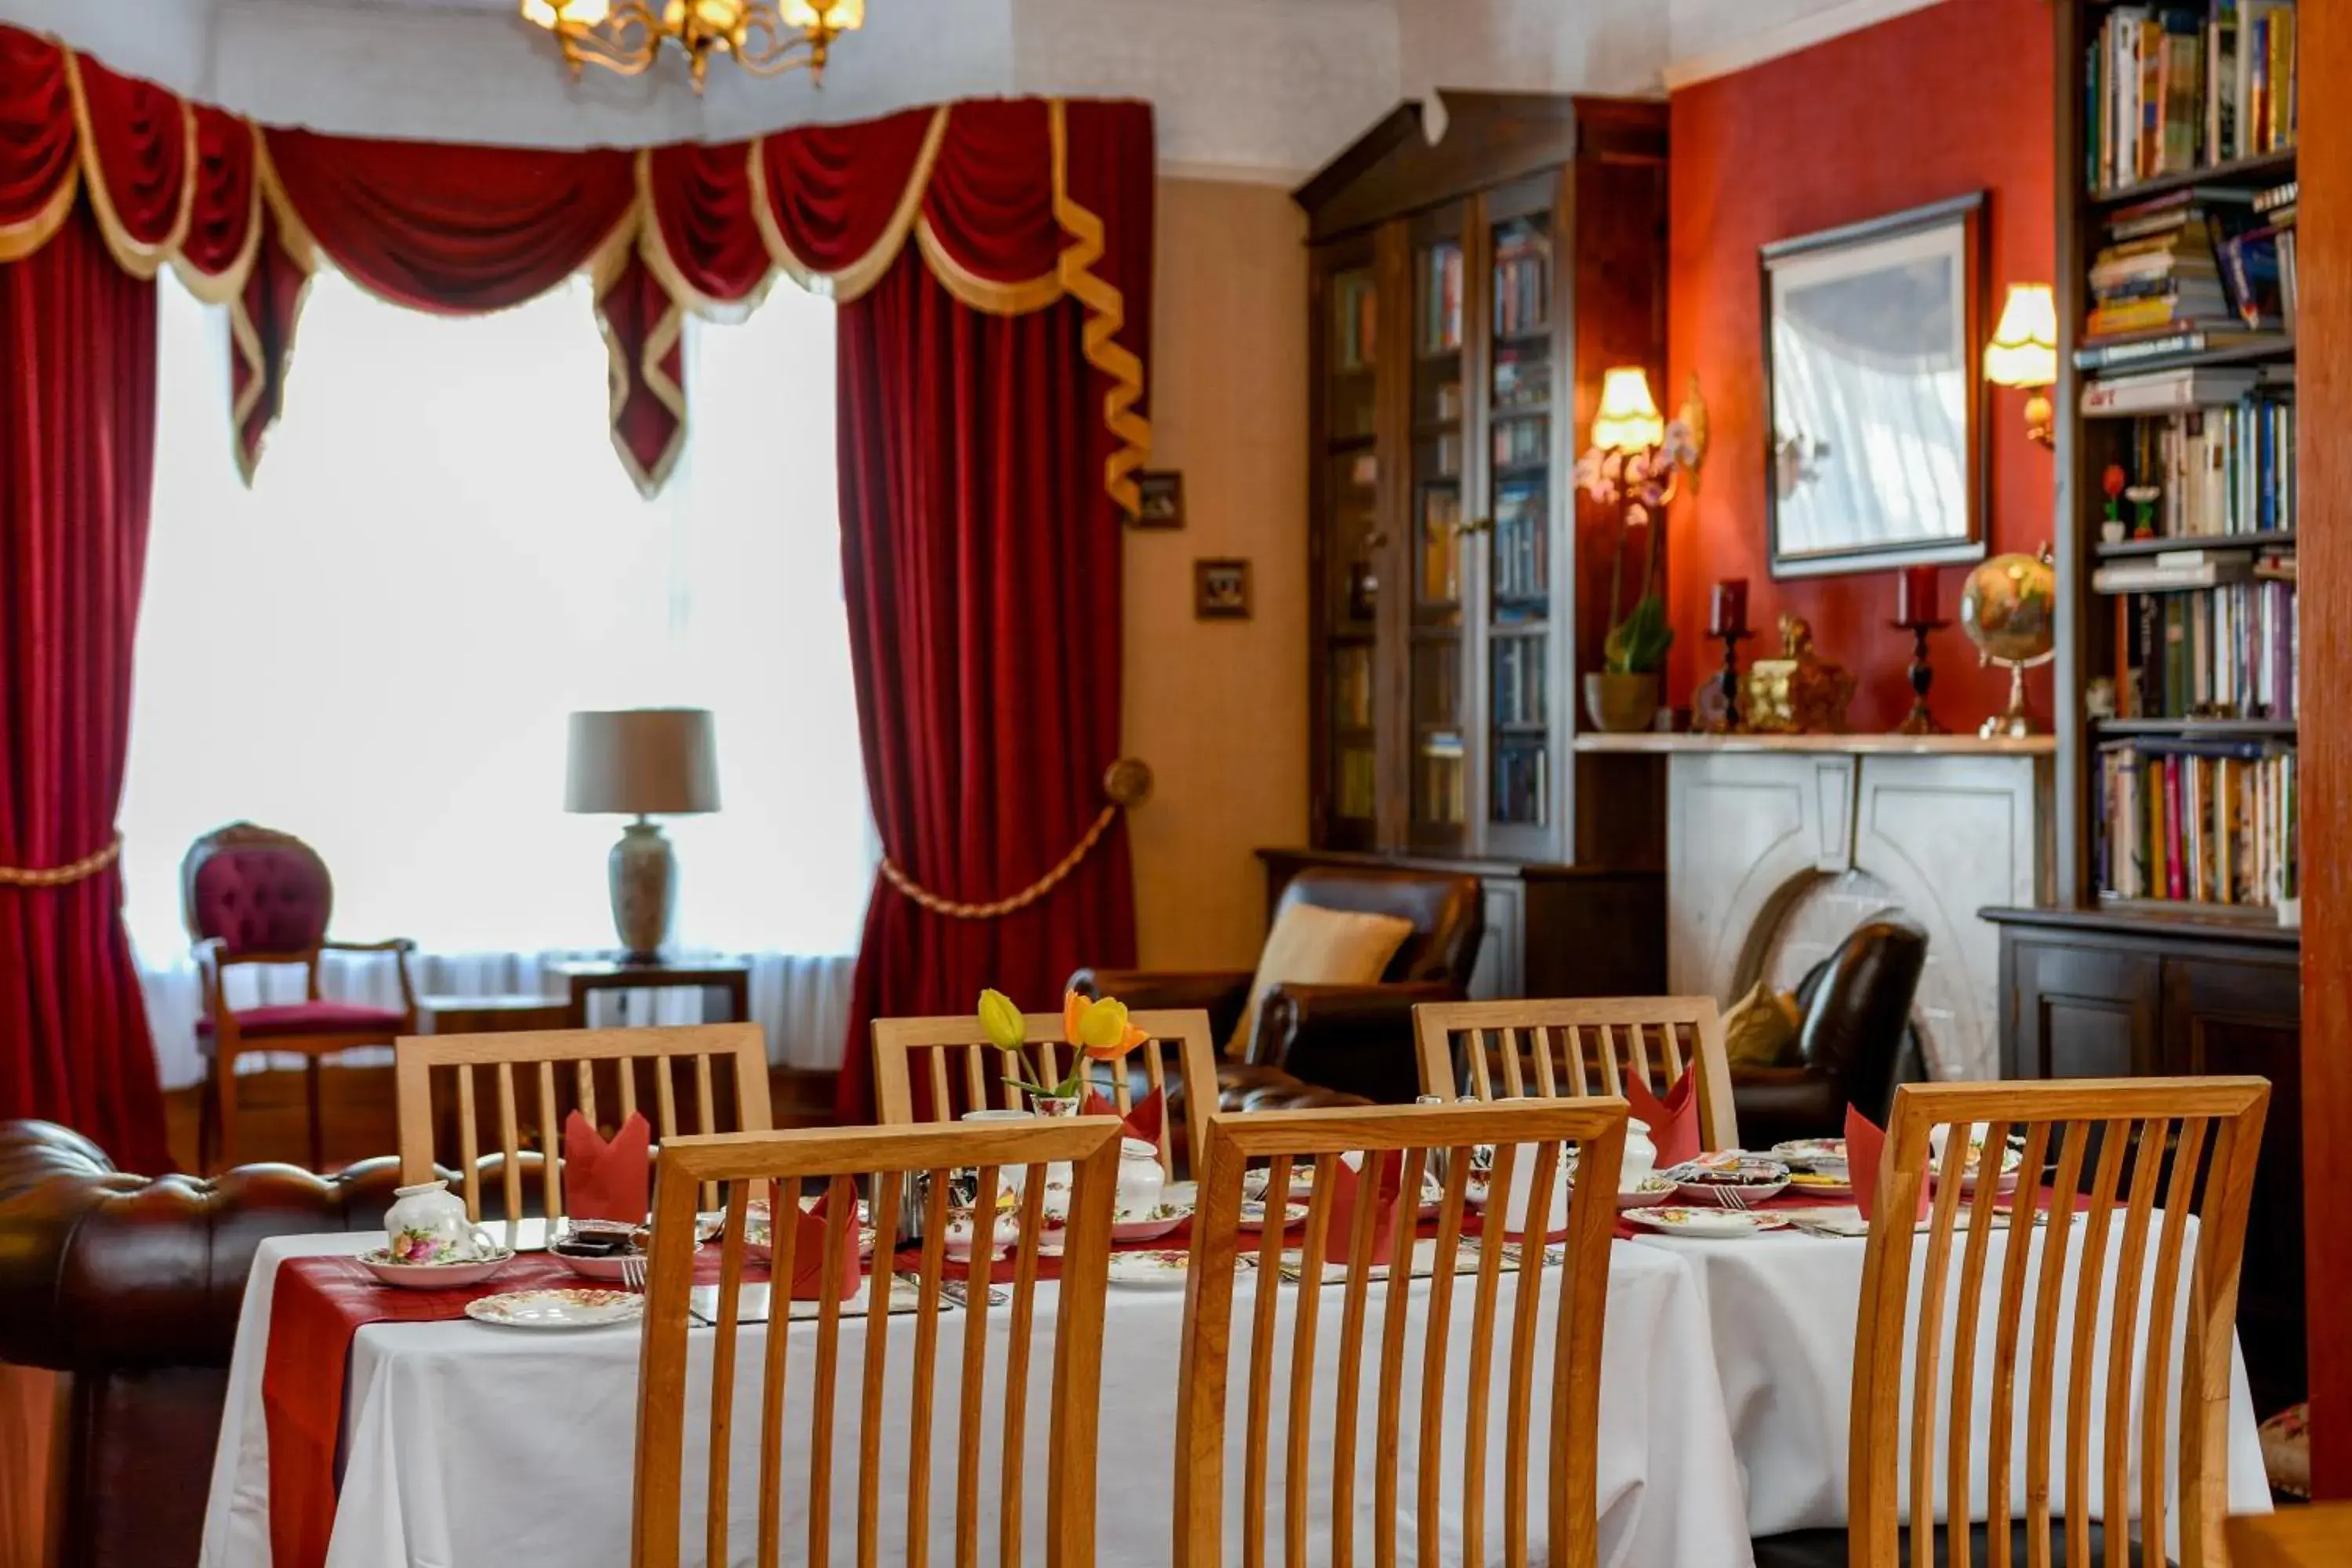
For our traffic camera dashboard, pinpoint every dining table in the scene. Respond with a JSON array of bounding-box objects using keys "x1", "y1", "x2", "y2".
[{"x1": 198, "y1": 1227, "x2": 1756, "y2": 1568}]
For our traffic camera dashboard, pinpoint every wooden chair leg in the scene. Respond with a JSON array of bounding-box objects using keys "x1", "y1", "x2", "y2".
[{"x1": 305, "y1": 1057, "x2": 325, "y2": 1174}]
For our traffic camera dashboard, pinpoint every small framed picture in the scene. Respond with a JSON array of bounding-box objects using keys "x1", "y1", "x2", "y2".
[
  {"x1": 1133, "y1": 470, "x2": 1185, "y2": 529},
  {"x1": 1194, "y1": 557, "x2": 1251, "y2": 620}
]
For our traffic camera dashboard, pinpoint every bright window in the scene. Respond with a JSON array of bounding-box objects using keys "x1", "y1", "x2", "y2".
[{"x1": 123, "y1": 269, "x2": 874, "y2": 1080}]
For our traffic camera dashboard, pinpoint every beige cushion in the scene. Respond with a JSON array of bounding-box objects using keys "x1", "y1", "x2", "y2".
[
  {"x1": 1229, "y1": 902, "x2": 1416, "y2": 1058},
  {"x1": 1722, "y1": 979, "x2": 1803, "y2": 1069}
]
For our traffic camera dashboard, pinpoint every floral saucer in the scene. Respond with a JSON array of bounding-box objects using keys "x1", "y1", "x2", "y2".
[
  {"x1": 357, "y1": 1246, "x2": 516, "y2": 1290},
  {"x1": 1236, "y1": 1198, "x2": 1310, "y2": 1232},
  {"x1": 1770, "y1": 1138, "x2": 1850, "y2": 1179},
  {"x1": 1621, "y1": 1207, "x2": 1791, "y2": 1240},
  {"x1": 1105, "y1": 1250, "x2": 1193, "y2": 1287},
  {"x1": 464, "y1": 1286, "x2": 643, "y2": 1328},
  {"x1": 1112, "y1": 1198, "x2": 1192, "y2": 1244}
]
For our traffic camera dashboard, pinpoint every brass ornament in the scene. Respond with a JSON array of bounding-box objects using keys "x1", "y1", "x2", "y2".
[{"x1": 1743, "y1": 615, "x2": 1857, "y2": 735}]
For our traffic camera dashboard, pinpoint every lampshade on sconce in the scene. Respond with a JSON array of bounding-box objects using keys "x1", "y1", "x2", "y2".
[
  {"x1": 565, "y1": 708, "x2": 719, "y2": 960},
  {"x1": 1983, "y1": 283, "x2": 2059, "y2": 447},
  {"x1": 1591, "y1": 365, "x2": 1668, "y2": 453}
]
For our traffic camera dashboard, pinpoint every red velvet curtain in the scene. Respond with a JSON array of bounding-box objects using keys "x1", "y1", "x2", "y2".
[
  {"x1": 0, "y1": 203, "x2": 169, "y2": 1173},
  {"x1": 832, "y1": 249, "x2": 1137, "y2": 1123}
]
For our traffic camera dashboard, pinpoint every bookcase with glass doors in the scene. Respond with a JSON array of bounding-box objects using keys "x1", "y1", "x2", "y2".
[{"x1": 1284, "y1": 93, "x2": 1671, "y2": 999}]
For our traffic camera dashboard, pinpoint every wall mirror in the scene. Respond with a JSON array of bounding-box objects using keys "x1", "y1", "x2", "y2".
[{"x1": 1761, "y1": 191, "x2": 1986, "y2": 578}]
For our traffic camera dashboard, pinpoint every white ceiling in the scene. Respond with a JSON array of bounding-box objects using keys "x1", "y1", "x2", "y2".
[{"x1": 2, "y1": 0, "x2": 1929, "y2": 176}]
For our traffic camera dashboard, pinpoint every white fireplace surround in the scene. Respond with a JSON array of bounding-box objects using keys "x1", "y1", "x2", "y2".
[{"x1": 1581, "y1": 733, "x2": 2054, "y2": 1082}]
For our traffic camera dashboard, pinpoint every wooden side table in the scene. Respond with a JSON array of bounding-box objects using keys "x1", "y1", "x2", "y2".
[
  {"x1": 551, "y1": 958, "x2": 752, "y2": 1030},
  {"x1": 416, "y1": 995, "x2": 573, "y2": 1035}
]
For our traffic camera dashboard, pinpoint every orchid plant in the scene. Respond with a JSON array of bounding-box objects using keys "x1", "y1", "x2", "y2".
[
  {"x1": 981, "y1": 987, "x2": 1150, "y2": 1102},
  {"x1": 1575, "y1": 416, "x2": 1700, "y2": 676}
]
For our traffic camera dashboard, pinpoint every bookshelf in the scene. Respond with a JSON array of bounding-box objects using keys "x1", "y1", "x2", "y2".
[
  {"x1": 1285, "y1": 93, "x2": 1671, "y2": 1002},
  {"x1": 2002, "y1": 0, "x2": 2307, "y2": 1419}
]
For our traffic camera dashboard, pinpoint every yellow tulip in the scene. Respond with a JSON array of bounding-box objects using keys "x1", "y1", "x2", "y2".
[
  {"x1": 1074, "y1": 996, "x2": 1130, "y2": 1049},
  {"x1": 977, "y1": 989, "x2": 1025, "y2": 1051}
]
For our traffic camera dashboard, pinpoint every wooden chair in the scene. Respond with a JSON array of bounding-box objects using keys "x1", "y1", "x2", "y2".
[
  {"x1": 2227, "y1": 1502, "x2": 2352, "y2": 1567},
  {"x1": 630, "y1": 1118, "x2": 1123, "y2": 1568},
  {"x1": 181, "y1": 822, "x2": 419, "y2": 1172},
  {"x1": 1751, "y1": 1076, "x2": 2269, "y2": 1568},
  {"x1": 1175, "y1": 1098, "x2": 1629, "y2": 1568},
  {"x1": 1413, "y1": 997, "x2": 1739, "y2": 1152},
  {"x1": 392, "y1": 1024, "x2": 773, "y2": 1223},
  {"x1": 870, "y1": 1008, "x2": 1219, "y2": 1178}
]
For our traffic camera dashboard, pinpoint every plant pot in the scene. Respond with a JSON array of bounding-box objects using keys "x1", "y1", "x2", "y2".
[{"x1": 1583, "y1": 672, "x2": 1660, "y2": 733}]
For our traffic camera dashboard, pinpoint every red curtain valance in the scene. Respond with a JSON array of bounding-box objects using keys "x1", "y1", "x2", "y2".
[{"x1": 0, "y1": 27, "x2": 1152, "y2": 508}]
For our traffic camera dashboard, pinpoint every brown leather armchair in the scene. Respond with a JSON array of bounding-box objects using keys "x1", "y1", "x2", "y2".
[
  {"x1": 1073, "y1": 862, "x2": 1484, "y2": 1110},
  {"x1": 1730, "y1": 916, "x2": 1930, "y2": 1150},
  {"x1": 0, "y1": 1120, "x2": 543, "y2": 1568}
]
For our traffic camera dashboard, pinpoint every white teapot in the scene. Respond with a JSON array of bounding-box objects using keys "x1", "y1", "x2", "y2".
[{"x1": 383, "y1": 1180, "x2": 497, "y2": 1265}]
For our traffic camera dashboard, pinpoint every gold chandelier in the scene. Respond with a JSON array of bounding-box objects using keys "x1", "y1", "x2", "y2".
[{"x1": 521, "y1": 0, "x2": 865, "y2": 91}]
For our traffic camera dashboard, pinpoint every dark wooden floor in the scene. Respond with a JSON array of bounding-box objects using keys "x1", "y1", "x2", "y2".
[{"x1": 162, "y1": 1062, "x2": 840, "y2": 1174}]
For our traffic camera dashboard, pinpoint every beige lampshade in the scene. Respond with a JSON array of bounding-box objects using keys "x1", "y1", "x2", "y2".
[
  {"x1": 1983, "y1": 283, "x2": 2059, "y2": 389},
  {"x1": 564, "y1": 709, "x2": 720, "y2": 815},
  {"x1": 1591, "y1": 365, "x2": 1667, "y2": 453}
]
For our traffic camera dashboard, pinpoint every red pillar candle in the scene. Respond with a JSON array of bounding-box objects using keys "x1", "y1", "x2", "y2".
[
  {"x1": 1708, "y1": 578, "x2": 1748, "y2": 637},
  {"x1": 1896, "y1": 565, "x2": 1940, "y2": 626}
]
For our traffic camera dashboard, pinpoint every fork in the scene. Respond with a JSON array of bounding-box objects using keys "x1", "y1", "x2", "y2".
[
  {"x1": 1712, "y1": 1183, "x2": 1751, "y2": 1213},
  {"x1": 620, "y1": 1254, "x2": 648, "y2": 1296}
]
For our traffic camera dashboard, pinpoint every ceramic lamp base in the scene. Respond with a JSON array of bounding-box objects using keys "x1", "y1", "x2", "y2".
[{"x1": 609, "y1": 816, "x2": 676, "y2": 961}]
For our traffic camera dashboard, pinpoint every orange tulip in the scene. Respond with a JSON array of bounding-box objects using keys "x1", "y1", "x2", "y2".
[{"x1": 1062, "y1": 989, "x2": 1090, "y2": 1044}]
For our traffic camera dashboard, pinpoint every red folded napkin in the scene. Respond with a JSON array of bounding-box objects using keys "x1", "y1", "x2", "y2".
[
  {"x1": 1321, "y1": 1150, "x2": 1408, "y2": 1266},
  {"x1": 563, "y1": 1109, "x2": 651, "y2": 1224},
  {"x1": 787, "y1": 1189, "x2": 863, "y2": 1301},
  {"x1": 1846, "y1": 1104, "x2": 1930, "y2": 1224},
  {"x1": 1082, "y1": 1086, "x2": 1165, "y2": 1148},
  {"x1": 1626, "y1": 1073, "x2": 1701, "y2": 1169}
]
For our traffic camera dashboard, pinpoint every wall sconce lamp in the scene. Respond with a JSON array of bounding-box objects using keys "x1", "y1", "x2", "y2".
[{"x1": 1984, "y1": 282, "x2": 2058, "y2": 448}]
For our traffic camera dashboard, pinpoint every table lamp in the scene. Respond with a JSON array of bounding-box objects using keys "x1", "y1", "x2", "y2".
[{"x1": 564, "y1": 708, "x2": 719, "y2": 961}]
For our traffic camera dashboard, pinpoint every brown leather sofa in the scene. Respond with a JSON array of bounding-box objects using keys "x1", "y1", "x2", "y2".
[
  {"x1": 0, "y1": 1121, "x2": 544, "y2": 1568},
  {"x1": 1729, "y1": 916, "x2": 1930, "y2": 1149},
  {"x1": 1073, "y1": 862, "x2": 1483, "y2": 1114}
]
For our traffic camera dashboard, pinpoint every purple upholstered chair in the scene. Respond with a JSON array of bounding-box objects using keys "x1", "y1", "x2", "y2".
[{"x1": 181, "y1": 822, "x2": 417, "y2": 1172}]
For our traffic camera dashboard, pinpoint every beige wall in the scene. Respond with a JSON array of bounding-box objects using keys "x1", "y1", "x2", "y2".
[{"x1": 1123, "y1": 177, "x2": 1310, "y2": 970}]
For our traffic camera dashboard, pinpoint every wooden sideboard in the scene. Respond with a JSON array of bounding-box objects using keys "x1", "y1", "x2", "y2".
[{"x1": 1986, "y1": 905, "x2": 2303, "y2": 1418}]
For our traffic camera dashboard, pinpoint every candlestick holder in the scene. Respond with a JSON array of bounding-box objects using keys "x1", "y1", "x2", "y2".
[
  {"x1": 1890, "y1": 618, "x2": 1949, "y2": 735},
  {"x1": 1711, "y1": 628, "x2": 1754, "y2": 733}
]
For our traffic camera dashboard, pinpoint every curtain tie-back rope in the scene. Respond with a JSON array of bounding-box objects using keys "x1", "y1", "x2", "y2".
[
  {"x1": 880, "y1": 758, "x2": 1149, "y2": 920},
  {"x1": 0, "y1": 832, "x2": 123, "y2": 887}
]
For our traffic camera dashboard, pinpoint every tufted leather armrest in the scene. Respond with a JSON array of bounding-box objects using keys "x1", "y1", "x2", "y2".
[{"x1": 0, "y1": 1120, "x2": 540, "y2": 1373}]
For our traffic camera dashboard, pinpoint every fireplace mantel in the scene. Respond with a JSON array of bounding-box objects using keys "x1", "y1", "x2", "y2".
[{"x1": 1628, "y1": 732, "x2": 2053, "y2": 1081}]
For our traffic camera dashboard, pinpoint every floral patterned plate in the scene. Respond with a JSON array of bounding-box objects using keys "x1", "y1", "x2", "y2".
[
  {"x1": 1236, "y1": 1198, "x2": 1311, "y2": 1232},
  {"x1": 1621, "y1": 1207, "x2": 1790, "y2": 1240},
  {"x1": 1105, "y1": 1250, "x2": 1195, "y2": 1287},
  {"x1": 463, "y1": 1286, "x2": 644, "y2": 1328},
  {"x1": 358, "y1": 1247, "x2": 517, "y2": 1290},
  {"x1": 1112, "y1": 1199, "x2": 1192, "y2": 1243}
]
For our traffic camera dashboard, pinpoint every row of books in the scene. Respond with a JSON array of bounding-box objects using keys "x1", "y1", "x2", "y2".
[
  {"x1": 2085, "y1": 2, "x2": 2297, "y2": 194},
  {"x1": 1332, "y1": 272, "x2": 1377, "y2": 372},
  {"x1": 1330, "y1": 645, "x2": 1373, "y2": 729},
  {"x1": 1421, "y1": 243, "x2": 1465, "y2": 358},
  {"x1": 2094, "y1": 739, "x2": 2296, "y2": 909},
  {"x1": 1491, "y1": 739, "x2": 1550, "y2": 828},
  {"x1": 2084, "y1": 387, "x2": 2295, "y2": 536},
  {"x1": 1491, "y1": 636, "x2": 1548, "y2": 728},
  {"x1": 1492, "y1": 481, "x2": 1548, "y2": 601},
  {"x1": 1420, "y1": 485, "x2": 1462, "y2": 603},
  {"x1": 1417, "y1": 735, "x2": 1467, "y2": 827},
  {"x1": 1492, "y1": 346, "x2": 1548, "y2": 411},
  {"x1": 1335, "y1": 746, "x2": 1377, "y2": 821},
  {"x1": 1494, "y1": 415, "x2": 1548, "y2": 470},
  {"x1": 2100, "y1": 572, "x2": 2296, "y2": 721},
  {"x1": 1492, "y1": 229, "x2": 1551, "y2": 340}
]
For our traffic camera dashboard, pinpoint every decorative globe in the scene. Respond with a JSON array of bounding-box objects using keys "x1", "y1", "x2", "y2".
[{"x1": 1958, "y1": 551, "x2": 2056, "y2": 666}]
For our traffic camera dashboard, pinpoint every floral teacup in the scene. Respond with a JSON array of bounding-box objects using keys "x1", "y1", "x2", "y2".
[{"x1": 383, "y1": 1179, "x2": 499, "y2": 1265}]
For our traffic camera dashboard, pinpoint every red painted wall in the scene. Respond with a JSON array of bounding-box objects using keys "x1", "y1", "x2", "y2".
[{"x1": 1666, "y1": 0, "x2": 2056, "y2": 731}]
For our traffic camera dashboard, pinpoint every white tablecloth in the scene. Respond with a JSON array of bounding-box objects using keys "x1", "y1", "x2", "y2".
[
  {"x1": 199, "y1": 1234, "x2": 1754, "y2": 1568},
  {"x1": 1628, "y1": 1218, "x2": 2271, "y2": 1548}
]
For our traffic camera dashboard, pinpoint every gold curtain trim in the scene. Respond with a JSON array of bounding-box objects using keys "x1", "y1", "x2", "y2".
[
  {"x1": 1047, "y1": 100, "x2": 1149, "y2": 517},
  {"x1": 0, "y1": 833, "x2": 122, "y2": 888},
  {"x1": 64, "y1": 52, "x2": 194, "y2": 280},
  {"x1": 590, "y1": 210, "x2": 686, "y2": 500},
  {"x1": 252, "y1": 132, "x2": 321, "y2": 277},
  {"x1": 633, "y1": 146, "x2": 775, "y2": 327},
  {"x1": 749, "y1": 104, "x2": 946, "y2": 304},
  {"x1": 880, "y1": 804, "x2": 1119, "y2": 920},
  {"x1": 913, "y1": 216, "x2": 1062, "y2": 314},
  {"x1": 225, "y1": 135, "x2": 321, "y2": 487},
  {"x1": 168, "y1": 118, "x2": 266, "y2": 307},
  {"x1": 0, "y1": 151, "x2": 78, "y2": 265}
]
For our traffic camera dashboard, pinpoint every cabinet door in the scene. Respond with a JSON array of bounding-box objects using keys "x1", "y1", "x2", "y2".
[
  {"x1": 1406, "y1": 204, "x2": 1472, "y2": 852},
  {"x1": 2007, "y1": 938, "x2": 2161, "y2": 1080},
  {"x1": 1310, "y1": 239, "x2": 1386, "y2": 851},
  {"x1": 2162, "y1": 952, "x2": 2304, "y2": 1417},
  {"x1": 1468, "y1": 880, "x2": 1524, "y2": 1000}
]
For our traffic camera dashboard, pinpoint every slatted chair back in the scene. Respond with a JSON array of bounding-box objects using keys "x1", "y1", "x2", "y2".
[
  {"x1": 1175, "y1": 1098, "x2": 1628, "y2": 1568},
  {"x1": 871, "y1": 1008, "x2": 1218, "y2": 1178},
  {"x1": 1847, "y1": 1076, "x2": 2269, "y2": 1568},
  {"x1": 393, "y1": 1024, "x2": 774, "y2": 1222},
  {"x1": 630, "y1": 1119, "x2": 1123, "y2": 1568},
  {"x1": 1412, "y1": 997, "x2": 1738, "y2": 1152}
]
